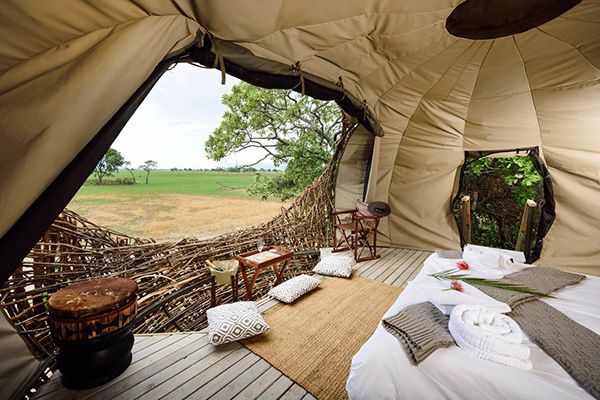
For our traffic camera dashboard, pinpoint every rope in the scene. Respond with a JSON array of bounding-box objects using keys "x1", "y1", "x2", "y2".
[
  {"x1": 336, "y1": 76, "x2": 346, "y2": 101},
  {"x1": 292, "y1": 61, "x2": 305, "y2": 95}
]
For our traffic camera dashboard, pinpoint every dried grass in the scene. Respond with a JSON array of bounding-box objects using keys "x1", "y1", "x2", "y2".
[{"x1": 68, "y1": 194, "x2": 290, "y2": 241}]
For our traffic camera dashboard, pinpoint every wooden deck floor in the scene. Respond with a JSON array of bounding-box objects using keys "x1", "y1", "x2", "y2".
[{"x1": 33, "y1": 247, "x2": 432, "y2": 400}]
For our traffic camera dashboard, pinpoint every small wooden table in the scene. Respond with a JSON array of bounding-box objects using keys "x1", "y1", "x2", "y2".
[{"x1": 237, "y1": 246, "x2": 294, "y2": 301}]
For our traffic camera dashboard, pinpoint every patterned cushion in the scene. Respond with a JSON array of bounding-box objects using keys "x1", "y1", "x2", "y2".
[
  {"x1": 313, "y1": 255, "x2": 355, "y2": 278},
  {"x1": 268, "y1": 275, "x2": 321, "y2": 303},
  {"x1": 206, "y1": 302, "x2": 269, "y2": 345}
]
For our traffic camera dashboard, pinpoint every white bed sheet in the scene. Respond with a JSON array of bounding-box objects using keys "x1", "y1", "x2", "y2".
[{"x1": 346, "y1": 259, "x2": 600, "y2": 400}]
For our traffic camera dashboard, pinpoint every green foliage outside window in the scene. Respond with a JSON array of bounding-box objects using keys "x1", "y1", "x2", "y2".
[{"x1": 455, "y1": 156, "x2": 544, "y2": 249}]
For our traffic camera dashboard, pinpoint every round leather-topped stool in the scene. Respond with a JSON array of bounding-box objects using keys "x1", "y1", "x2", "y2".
[{"x1": 48, "y1": 277, "x2": 138, "y2": 390}]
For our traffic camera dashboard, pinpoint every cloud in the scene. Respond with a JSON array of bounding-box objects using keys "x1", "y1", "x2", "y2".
[{"x1": 113, "y1": 64, "x2": 278, "y2": 170}]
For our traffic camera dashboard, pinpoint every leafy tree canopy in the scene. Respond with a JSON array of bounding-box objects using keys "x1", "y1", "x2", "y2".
[
  {"x1": 206, "y1": 82, "x2": 342, "y2": 200},
  {"x1": 93, "y1": 148, "x2": 125, "y2": 184}
]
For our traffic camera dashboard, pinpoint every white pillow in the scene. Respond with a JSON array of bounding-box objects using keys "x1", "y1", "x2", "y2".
[
  {"x1": 463, "y1": 245, "x2": 515, "y2": 269},
  {"x1": 206, "y1": 301, "x2": 269, "y2": 345},
  {"x1": 268, "y1": 275, "x2": 321, "y2": 303},
  {"x1": 313, "y1": 255, "x2": 355, "y2": 278}
]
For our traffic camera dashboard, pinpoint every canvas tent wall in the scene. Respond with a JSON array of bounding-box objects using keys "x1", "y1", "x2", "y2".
[{"x1": 1, "y1": 0, "x2": 599, "y2": 281}]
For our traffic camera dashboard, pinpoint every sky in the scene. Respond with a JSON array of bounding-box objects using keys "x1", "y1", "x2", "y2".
[{"x1": 112, "y1": 63, "x2": 277, "y2": 170}]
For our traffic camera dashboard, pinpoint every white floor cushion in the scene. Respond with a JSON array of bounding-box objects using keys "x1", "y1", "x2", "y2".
[
  {"x1": 268, "y1": 275, "x2": 321, "y2": 303},
  {"x1": 206, "y1": 301, "x2": 269, "y2": 345},
  {"x1": 313, "y1": 255, "x2": 355, "y2": 278}
]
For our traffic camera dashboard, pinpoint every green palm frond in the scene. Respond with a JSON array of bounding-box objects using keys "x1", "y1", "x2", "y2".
[{"x1": 429, "y1": 269, "x2": 553, "y2": 298}]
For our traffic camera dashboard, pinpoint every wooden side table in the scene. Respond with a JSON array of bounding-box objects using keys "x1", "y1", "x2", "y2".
[{"x1": 237, "y1": 246, "x2": 294, "y2": 301}]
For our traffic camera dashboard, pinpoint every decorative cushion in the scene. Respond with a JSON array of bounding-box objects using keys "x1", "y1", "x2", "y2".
[
  {"x1": 206, "y1": 301, "x2": 269, "y2": 345},
  {"x1": 313, "y1": 255, "x2": 355, "y2": 278},
  {"x1": 268, "y1": 275, "x2": 321, "y2": 303}
]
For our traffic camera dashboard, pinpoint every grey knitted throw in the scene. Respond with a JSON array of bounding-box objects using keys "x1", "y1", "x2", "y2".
[
  {"x1": 383, "y1": 266, "x2": 600, "y2": 399},
  {"x1": 382, "y1": 302, "x2": 454, "y2": 365}
]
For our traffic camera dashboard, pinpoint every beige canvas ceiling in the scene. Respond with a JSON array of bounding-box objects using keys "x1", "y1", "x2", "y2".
[{"x1": 1, "y1": 0, "x2": 599, "y2": 275}]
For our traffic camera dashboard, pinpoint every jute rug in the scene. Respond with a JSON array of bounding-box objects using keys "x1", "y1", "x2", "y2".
[{"x1": 242, "y1": 275, "x2": 403, "y2": 399}]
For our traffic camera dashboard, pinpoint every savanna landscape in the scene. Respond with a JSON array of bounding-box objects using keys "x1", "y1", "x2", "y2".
[{"x1": 68, "y1": 169, "x2": 289, "y2": 242}]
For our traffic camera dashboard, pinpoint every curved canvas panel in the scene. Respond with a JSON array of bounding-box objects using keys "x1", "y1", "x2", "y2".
[{"x1": 0, "y1": 0, "x2": 598, "y2": 274}]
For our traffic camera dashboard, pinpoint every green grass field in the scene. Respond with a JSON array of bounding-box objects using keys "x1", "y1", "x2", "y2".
[{"x1": 71, "y1": 170, "x2": 271, "y2": 204}]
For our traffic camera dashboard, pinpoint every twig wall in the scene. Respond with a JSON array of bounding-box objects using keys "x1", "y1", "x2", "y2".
[{"x1": 0, "y1": 116, "x2": 358, "y2": 356}]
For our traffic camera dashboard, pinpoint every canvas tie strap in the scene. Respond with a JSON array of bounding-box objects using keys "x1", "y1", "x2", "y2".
[{"x1": 210, "y1": 37, "x2": 227, "y2": 85}]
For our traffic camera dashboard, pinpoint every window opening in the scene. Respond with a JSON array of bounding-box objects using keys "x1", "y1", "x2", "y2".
[{"x1": 452, "y1": 148, "x2": 554, "y2": 262}]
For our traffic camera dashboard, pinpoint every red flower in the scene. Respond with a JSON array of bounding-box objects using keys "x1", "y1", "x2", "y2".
[
  {"x1": 450, "y1": 280, "x2": 464, "y2": 292},
  {"x1": 457, "y1": 260, "x2": 470, "y2": 270}
]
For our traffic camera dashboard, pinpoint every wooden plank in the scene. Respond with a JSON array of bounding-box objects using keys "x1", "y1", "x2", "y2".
[
  {"x1": 111, "y1": 339, "x2": 233, "y2": 400},
  {"x1": 231, "y1": 367, "x2": 282, "y2": 400},
  {"x1": 185, "y1": 352, "x2": 260, "y2": 400},
  {"x1": 132, "y1": 334, "x2": 189, "y2": 362},
  {"x1": 136, "y1": 342, "x2": 245, "y2": 400},
  {"x1": 88, "y1": 334, "x2": 213, "y2": 400},
  {"x1": 373, "y1": 249, "x2": 413, "y2": 282},
  {"x1": 302, "y1": 393, "x2": 318, "y2": 400},
  {"x1": 364, "y1": 248, "x2": 410, "y2": 281},
  {"x1": 209, "y1": 359, "x2": 272, "y2": 400},
  {"x1": 32, "y1": 371, "x2": 71, "y2": 400},
  {"x1": 34, "y1": 335, "x2": 189, "y2": 400},
  {"x1": 279, "y1": 384, "x2": 308, "y2": 400},
  {"x1": 353, "y1": 247, "x2": 392, "y2": 275},
  {"x1": 382, "y1": 250, "x2": 422, "y2": 286},
  {"x1": 132, "y1": 335, "x2": 151, "y2": 345},
  {"x1": 255, "y1": 373, "x2": 294, "y2": 400},
  {"x1": 33, "y1": 334, "x2": 176, "y2": 399},
  {"x1": 352, "y1": 248, "x2": 386, "y2": 275},
  {"x1": 158, "y1": 346, "x2": 252, "y2": 399},
  {"x1": 359, "y1": 249, "x2": 395, "y2": 278}
]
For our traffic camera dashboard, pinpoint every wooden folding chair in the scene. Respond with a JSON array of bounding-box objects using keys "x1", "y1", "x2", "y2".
[
  {"x1": 332, "y1": 200, "x2": 382, "y2": 262},
  {"x1": 332, "y1": 208, "x2": 356, "y2": 254}
]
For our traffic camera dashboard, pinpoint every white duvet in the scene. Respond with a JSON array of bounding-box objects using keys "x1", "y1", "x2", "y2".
[{"x1": 346, "y1": 254, "x2": 600, "y2": 400}]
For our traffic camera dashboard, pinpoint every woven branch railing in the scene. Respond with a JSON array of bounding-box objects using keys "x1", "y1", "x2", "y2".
[{"x1": 0, "y1": 116, "x2": 358, "y2": 356}]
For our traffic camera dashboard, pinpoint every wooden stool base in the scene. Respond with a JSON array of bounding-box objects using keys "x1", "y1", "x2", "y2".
[{"x1": 57, "y1": 326, "x2": 134, "y2": 390}]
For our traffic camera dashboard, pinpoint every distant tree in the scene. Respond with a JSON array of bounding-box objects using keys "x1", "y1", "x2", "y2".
[
  {"x1": 93, "y1": 148, "x2": 125, "y2": 184},
  {"x1": 206, "y1": 82, "x2": 341, "y2": 201},
  {"x1": 140, "y1": 160, "x2": 157, "y2": 184},
  {"x1": 123, "y1": 161, "x2": 136, "y2": 184}
]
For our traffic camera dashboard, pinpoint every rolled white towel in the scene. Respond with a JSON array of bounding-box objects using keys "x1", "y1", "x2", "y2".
[
  {"x1": 409, "y1": 277, "x2": 511, "y2": 316},
  {"x1": 424, "y1": 253, "x2": 504, "y2": 280},
  {"x1": 449, "y1": 304, "x2": 532, "y2": 370}
]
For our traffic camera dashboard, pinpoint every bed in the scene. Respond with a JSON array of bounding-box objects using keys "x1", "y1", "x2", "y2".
[{"x1": 346, "y1": 248, "x2": 600, "y2": 400}]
